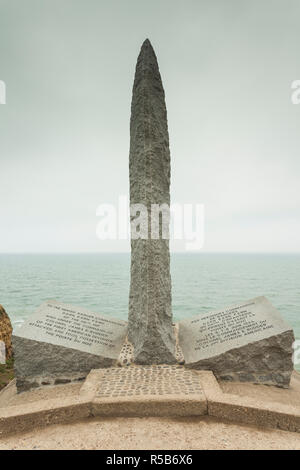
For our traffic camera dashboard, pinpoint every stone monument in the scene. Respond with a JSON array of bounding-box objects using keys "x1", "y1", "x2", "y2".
[
  {"x1": 13, "y1": 300, "x2": 127, "y2": 392},
  {"x1": 11, "y1": 40, "x2": 295, "y2": 394},
  {"x1": 128, "y1": 39, "x2": 176, "y2": 364},
  {"x1": 179, "y1": 296, "x2": 294, "y2": 387}
]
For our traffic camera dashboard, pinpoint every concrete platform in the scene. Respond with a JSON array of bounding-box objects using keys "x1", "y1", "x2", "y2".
[
  {"x1": 1, "y1": 366, "x2": 300, "y2": 437},
  {"x1": 83, "y1": 366, "x2": 207, "y2": 417}
]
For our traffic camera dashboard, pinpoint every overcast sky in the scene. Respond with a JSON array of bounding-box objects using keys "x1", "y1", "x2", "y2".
[{"x1": 0, "y1": 0, "x2": 299, "y2": 253}]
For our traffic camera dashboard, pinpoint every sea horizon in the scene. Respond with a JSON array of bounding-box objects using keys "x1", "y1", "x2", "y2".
[{"x1": 1, "y1": 253, "x2": 298, "y2": 342}]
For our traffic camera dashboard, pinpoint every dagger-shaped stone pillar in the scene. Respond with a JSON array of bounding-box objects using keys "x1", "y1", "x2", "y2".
[{"x1": 128, "y1": 39, "x2": 176, "y2": 364}]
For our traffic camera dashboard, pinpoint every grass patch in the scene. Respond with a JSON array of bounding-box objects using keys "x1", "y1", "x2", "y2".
[{"x1": 0, "y1": 357, "x2": 14, "y2": 391}]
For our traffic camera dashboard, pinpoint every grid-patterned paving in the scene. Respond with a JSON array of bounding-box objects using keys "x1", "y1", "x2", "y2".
[{"x1": 96, "y1": 365, "x2": 203, "y2": 398}]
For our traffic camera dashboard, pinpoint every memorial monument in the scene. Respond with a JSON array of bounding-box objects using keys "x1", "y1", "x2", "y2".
[
  {"x1": 128, "y1": 39, "x2": 176, "y2": 364},
  {"x1": 12, "y1": 39, "x2": 295, "y2": 393}
]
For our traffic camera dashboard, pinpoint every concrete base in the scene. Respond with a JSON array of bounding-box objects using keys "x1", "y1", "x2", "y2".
[
  {"x1": 83, "y1": 366, "x2": 207, "y2": 417},
  {"x1": 1, "y1": 366, "x2": 300, "y2": 437}
]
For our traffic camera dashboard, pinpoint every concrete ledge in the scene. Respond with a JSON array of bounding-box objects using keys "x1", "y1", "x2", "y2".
[
  {"x1": 208, "y1": 399, "x2": 300, "y2": 433},
  {"x1": 199, "y1": 370, "x2": 300, "y2": 433},
  {"x1": 1, "y1": 367, "x2": 300, "y2": 437},
  {"x1": 0, "y1": 379, "x2": 17, "y2": 404},
  {"x1": 0, "y1": 396, "x2": 91, "y2": 437},
  {"x1": 92, "y1": 395, "x2": 207, "y2": 417}
]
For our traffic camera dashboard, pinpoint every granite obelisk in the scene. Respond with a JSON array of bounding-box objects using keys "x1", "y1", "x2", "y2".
[{"x1": 128, "y1": 39, "x2": 176, "y2": 364}]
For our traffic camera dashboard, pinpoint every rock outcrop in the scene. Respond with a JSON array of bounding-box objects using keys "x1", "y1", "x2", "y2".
[{"x1": 0, "y1": 305, "x2": 13, "y2": 360}]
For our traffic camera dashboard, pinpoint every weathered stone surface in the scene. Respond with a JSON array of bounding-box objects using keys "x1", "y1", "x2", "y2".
[
  {"x1": 128, "y1": 39, "x2": 176, "y2": 364},
  {"x1": 179, "y1": 296, "x2": 294, "y2": 387},
  {"x1": 13, "y1": 300, "x2": 127, "y2": 392},
  {"x1": 0, "y1": 305, "x2": 13, "y2": 360}
]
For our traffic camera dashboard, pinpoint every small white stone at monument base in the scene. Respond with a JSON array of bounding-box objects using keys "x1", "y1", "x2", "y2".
[{"x1": 178, "y1": 296, "x2": 294, "y2": 387}]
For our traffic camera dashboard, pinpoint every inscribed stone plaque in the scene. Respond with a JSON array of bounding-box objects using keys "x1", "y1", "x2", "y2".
[
  {"x1": 179, "y1": 296, "x2": 294, "y2": 387},
  {"x1": 13, "y1": 300, "x2": 127, "y2": 392}
]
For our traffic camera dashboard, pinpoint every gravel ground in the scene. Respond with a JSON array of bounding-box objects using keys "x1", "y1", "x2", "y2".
[{"x1": 1, "y1": 416, "x2": 300, "y2": 450}]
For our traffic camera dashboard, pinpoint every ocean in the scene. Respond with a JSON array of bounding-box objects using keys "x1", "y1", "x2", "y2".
[{"x1": 0, "y1": 252, "x2": 299, "y2": 345}]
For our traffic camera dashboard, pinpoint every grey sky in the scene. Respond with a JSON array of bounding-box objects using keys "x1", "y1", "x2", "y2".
[{"x1": 0, "y1": 0, "x2": 299, "y2": 252}]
